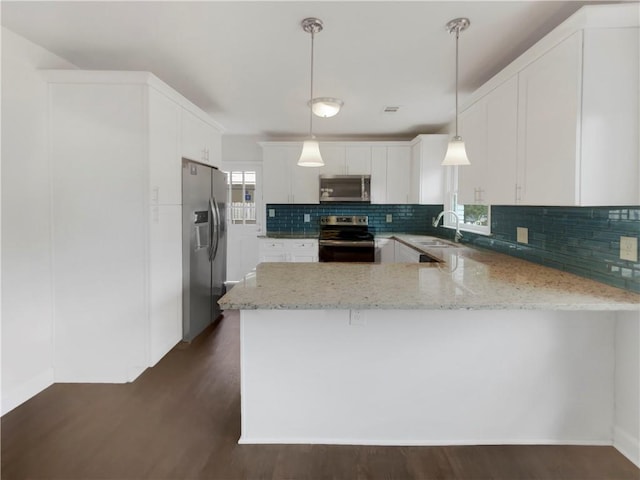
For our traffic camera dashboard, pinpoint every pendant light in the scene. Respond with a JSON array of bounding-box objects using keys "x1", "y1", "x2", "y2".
[
  {"x1": 298, "y1": 17, "x2": 325, "y2": 167},
  {"x1": 442, "y1": 17, "x2": 471, "y2": 166}
]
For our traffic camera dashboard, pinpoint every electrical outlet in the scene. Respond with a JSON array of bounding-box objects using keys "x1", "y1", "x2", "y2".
[
  {"x1": 516, "y1": 227, "x2": 528, "y2": 244},
  {"x1": 620, "y1": 236, "x2": 638, "y2": 262},
  {"x1": 304, "y1": 213, "x2": 310, "y2": 223},
  {"x1": 268, "y1": 209, "x2": 275, "y2": 218},
  {"x1": 386, "y1": 214, "x2": 393, "y2": 223},
  {"x1": 350, "y1": 309, "x2": 366, "y2": 326}
]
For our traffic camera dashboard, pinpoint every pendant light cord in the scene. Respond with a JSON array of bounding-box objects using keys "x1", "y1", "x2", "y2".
[
  {"x1": 454, "y1": 27, "x2": 459, "y2": 137},
  {"x1": 309, "y1": 30, "x2": 315, "y2": 139}
]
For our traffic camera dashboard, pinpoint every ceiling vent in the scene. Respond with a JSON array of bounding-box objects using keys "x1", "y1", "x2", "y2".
[{"x1": 383, "y1": 106, "x2": 400, "y2": 113}]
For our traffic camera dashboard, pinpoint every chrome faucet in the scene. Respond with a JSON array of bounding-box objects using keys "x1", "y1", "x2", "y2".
[{"x1": 433, "y1": 210, "x2": 463, "y2": 242}]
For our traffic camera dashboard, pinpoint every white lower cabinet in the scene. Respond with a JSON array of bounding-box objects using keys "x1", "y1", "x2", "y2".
[
  {"x1": 394, "y1": 241, "x2": 421, "y2": 263},
  {"x1": 259, "y1": 239, "x2": 318, "y2": 263},
  {"x1": 375, "y1": 238, "x2": 396, "y2": 263}
]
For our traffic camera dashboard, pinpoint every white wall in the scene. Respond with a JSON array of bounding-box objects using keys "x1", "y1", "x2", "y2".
[
  {"x1": 614, "y1": 311, "x2": 640, "y2": 466},
  {"x1": 1, "y1": 27, "x2": 76, "y2": 415},
  {"x1": 221, "y1": 134, "x2": 265, "y2": 163}
]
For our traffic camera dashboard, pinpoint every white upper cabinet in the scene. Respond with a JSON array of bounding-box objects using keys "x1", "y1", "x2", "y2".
[
  {"x1": 486, "y1": 75, "x2": 518, "y2": 205},
  {"x1": 516, "y1": 27, "x2": 639, "y2": 206},
  {"x1": 459, "y1": 5, "x2": 639, "y2": 206},
  {"x1": 263, "y1": 142, "x2": 411, "y2": 205},
  {"x1": 579, "y1": 27, "x2": 638, "y2": 206},
  {"x1": 370, "y1": 146, "x2": 388, "y2": 204},
  {"x1": 317, "y1": 145, "x2": 373, "y2": 176},
  {"x1": 516, "y1": 32, "x2": 582, "y2": 206},
  {"x1": 409, "y1": 135, "x2": 448, "y2": 205},
  {"x1": 345, "y1": 146, "x2": 372, "y2": 175},
  {"x1": 385, "y1": 146, "x2": 411, "y2": 204},
  {"x1": 181, "y1": 109, "x2": 222, "y2": 168},
  {"x1": 458, "y1": 99, "x2": 489, "y2": 205},
  {"x1": 261, "y1": 144, "x2": 319, "y2": 204},
  {"x1": 458, "y1": 75, "x2": 518, "y2": 205}
]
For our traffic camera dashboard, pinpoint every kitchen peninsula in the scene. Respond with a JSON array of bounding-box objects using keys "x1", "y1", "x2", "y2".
[{"x1": 218, "y1": 239, "x2": 640, "y2": 464}]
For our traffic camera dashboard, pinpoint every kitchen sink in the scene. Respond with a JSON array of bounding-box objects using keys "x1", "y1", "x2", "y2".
[{"x1": 416, "y1": 240, "x2": 457, "y2": 248}]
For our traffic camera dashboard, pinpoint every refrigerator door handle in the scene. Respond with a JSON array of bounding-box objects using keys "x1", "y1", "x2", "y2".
[
  {"x1": 208, "y1": 198, "x2": 217, "y2": 261},
  {"x1": 211, "y1": 197, "x2": 222, "y2": 262}
]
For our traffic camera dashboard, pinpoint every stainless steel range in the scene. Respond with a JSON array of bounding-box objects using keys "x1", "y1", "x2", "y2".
[{"x1": 318, "y1": 215, "x2": 375, "y2": 263}]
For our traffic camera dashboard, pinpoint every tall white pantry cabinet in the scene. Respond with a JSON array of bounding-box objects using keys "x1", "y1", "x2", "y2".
[{"x1": 45, "y1": 70, "x2": 222, "y2": 383}]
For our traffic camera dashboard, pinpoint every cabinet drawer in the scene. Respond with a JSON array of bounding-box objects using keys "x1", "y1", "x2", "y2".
[
  {"x1": 259, "y1": 240, "x2": 286, "y2": 251},
  {"x1": 289, "y1": 240, "x2": 318, "y2": 253}
]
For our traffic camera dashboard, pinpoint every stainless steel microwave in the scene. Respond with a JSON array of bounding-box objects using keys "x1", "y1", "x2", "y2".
[{"x1": 319, "y1": 175, "x2": 371, "y2": 203}]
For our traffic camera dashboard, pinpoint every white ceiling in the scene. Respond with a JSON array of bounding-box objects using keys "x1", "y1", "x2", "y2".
[{"x1": 1, "y1": 1, "x2": 614, "y2": 139}]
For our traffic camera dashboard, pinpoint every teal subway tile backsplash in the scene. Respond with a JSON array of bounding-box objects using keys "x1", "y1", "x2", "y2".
[
  {"x1": 266, "y1": 203, "x2": 640, "y2": 293},
  {"x1": 265, "y1": 203, "x2": 444, "y2": 236},
  {"x1": 463, "y1": 206, "x2": 640, "y2": 293}
]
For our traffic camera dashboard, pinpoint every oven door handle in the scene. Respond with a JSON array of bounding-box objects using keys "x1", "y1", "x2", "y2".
[{"x1": 319, "y1": 240, "x2": 375, "y2": 247}]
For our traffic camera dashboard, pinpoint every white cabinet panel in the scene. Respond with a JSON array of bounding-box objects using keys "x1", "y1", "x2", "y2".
[
  {"x1": 370, "y1": 147, "x2": 388, "y2": 204},
  {"x1": 181, "y1": 109, "x2": 221, "y2": 167},
  {"x1": 486, "y1": 76, "x2": 518, "y2": 205},
  {"x1": 50, "y1": 82, "x2": 148, "y2": 382},
  {"x1": 394, "y1": 241, "x2": 420, "y2": 263},
  {"x1": 458, "y1": 76, "x2": 518, "y2": 206},
  {"x1": 319, "y1": 146, "x2": 346, "y2": 176},
  {"x1": 149, "y1": 205, "x2": 182, "y2": 366},
  {"x1": 148, "y1": 88, "x2": 181, "y2": 205},
  {"x1": 289, "y1": 240, "x2": 319, "y2": 262},
  {"x1": 386, "y1": 146, "x2": 411, "y2": 204},
  {"x1": 516, "y1": 32, "x2": 582, "y2": 206},
  {"x1": 409, "y1": 135, "x2": 448, "y2": 205},
  {"x1": 262, "y1": 145, "x2": 319, "y2": 204},
  {"x1": 291, "y1": 163, "x2": 319, "y2": 204},
  {"x1": 345, "y1": 146, "x2": 372, "y2": 175},
  {"x1": 259, "y1": 239, "x2": 318, "y2": 262},
  {"x1": 375, "y1": 238, "x2": 396, "y2": 263},
  {"x1": 580, "y1": 27, "x2": 639, "y2": 206},
  {"x1": 458, "y1": 99, "x2": 488, "y2": 205},
  {"x1": 262, "y1": 146, "x2": 293, "y2": 204}
]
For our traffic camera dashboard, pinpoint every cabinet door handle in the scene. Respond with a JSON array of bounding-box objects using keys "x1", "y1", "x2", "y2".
[{"x1": 515, "y1": 184, "x2": 522, "y2": 202}]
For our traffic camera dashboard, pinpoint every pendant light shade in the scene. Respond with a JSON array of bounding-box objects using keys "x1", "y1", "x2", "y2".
[
  {"x1": 442, "y1": 17, "x2": 471, "y2": 166},
  {"x1": 298, "y1": 17, "x2": 325, "y2": 167},
  {"x1": 298, "y1": 139, "x2": 324, "y2": 167},
  {"x1": 442, "y1": 136, "x2": 470, "y2": 166}
]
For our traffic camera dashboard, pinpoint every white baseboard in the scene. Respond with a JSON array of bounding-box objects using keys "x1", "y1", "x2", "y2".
[
  {"x1": 239, "y1": 437, "x2": 612, "y2": 447},
  {"x1": 614, "y1": 426, "x2": 640, "y2": 467},
  {"x1": 1, "y1": 368, "x2": 54, "y2": 416}
]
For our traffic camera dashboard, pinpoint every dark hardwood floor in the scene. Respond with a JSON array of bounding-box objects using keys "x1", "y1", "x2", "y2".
[{"x1": 2, "y1": 310, "x2": 639, "y2": 480}]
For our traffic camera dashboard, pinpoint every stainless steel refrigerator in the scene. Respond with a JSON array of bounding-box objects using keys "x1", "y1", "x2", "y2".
[{"x1": 182, "y1": 159, "x2": 227, "y2": 342}]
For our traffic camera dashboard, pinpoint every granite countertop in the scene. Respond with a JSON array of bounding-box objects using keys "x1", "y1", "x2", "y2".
[{"x1": 220, "y1": 235, "x2": 640, "y2": 311}]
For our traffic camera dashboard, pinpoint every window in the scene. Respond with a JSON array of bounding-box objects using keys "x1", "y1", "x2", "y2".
[
  {"x1": 444, "y1": 167, "x2": 491, "y2": 236},
  {"x1": 453, "y1": 195, "x2": 490, "y2": 235},
  {"x1": 227, "y1": 171, "x2": 257, "y2": 224}
]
